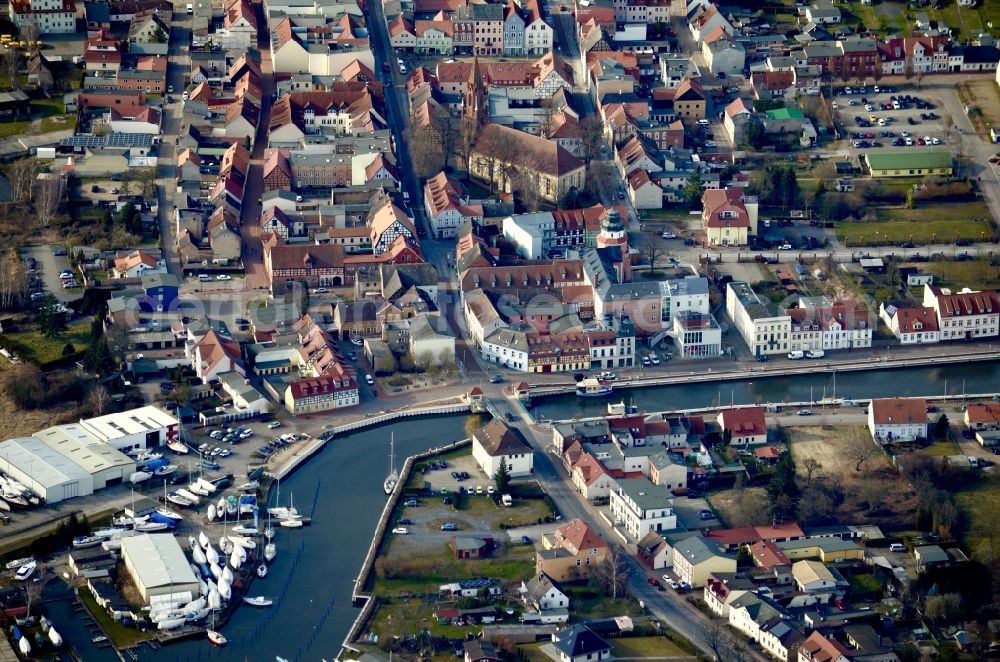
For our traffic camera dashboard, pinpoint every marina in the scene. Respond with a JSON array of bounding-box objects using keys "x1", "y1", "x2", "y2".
[{"x1": 10, "y1": 360, "x2": 1000, "y2": 660}]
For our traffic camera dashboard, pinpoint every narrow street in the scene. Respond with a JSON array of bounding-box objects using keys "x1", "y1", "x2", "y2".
[{"x1": 154, "y1": 11, "x2": 192, "y2": 278}]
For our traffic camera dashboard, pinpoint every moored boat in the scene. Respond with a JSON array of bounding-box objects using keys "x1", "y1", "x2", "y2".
[
  {"x1": 207, "y1": 630, "x2": 227, "y2": 646},
  {"x1": 575, "y1": 377, "x2": 613, "y2": 397},
  {"x1": 72, "y1": 535, "x2": 104, "y2": 549},
  {"x1": 279, "y1": 519, "x2": 303, "y2": 529},
  {"x1": 243, "y1": 596, "x2": 273, "y2": 607},
  {"x1": 5, "y1": 557, "x2": 33, "y2": 571},
  {"x1": 15, "y1": 561, "x2": 36, "y2": 581},
  {"x1": 384, "y1": 433, "x2": 398, "y2": 495},
  {"x1": 264, "y1": 543, "x2": 276, "y2": 561},
  {"x1": 257, "y1": 563, "x2": 268, "y2": 578}
]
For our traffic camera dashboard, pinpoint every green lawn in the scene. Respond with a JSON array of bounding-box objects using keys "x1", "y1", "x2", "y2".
[
  {"x1": 835, "y1": 219, "x2": 992, "y2": 246},
  {"x1": 611, "y1": 636, "x2": 695, "y2": 658},
  {"x1": 922, "y1": 441, "x2": 961, "y2": 457},
  {"x1": 372, "y1": 549, "x2": 534, "y2": 596},
  {"x1": 7, "y1": 320, "x2": 91, "y2": 365},
  {"x1": 79, "y1": 591, "x2": 152, "y2": 648},
  {"x1": 874, "y1": 201, "x2": 993, "y2": 225},
  {"x1": 920, "y1": 260, "x2": 1000, "y2": 291},
  {"x1": 561, "y1": 585, "x2": 646, "y2": 620},
  {"x1": 0, "y1": 99, "x2": 70, "y2": 139}
]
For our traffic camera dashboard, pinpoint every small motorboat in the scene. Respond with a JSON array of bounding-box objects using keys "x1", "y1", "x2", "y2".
[
  {"x1": 72, "y1": 536, "x2": 104, "y2": 549},
  {"x1": 208, "y1": 630, "x2": 227, "y2": 646},
  {"x1": 231, "y1": 524, "x2": 258, "y2": 536},
  {"x1": 257, "y1": 563, "x2": 268, "y2": 578},
  {"x1": 235, "y1": 481, "x2": 259, "y2": 492},
  {"x1": 264, "y1": 525, "x2": 275, "y2": 540},
  {"x1": 264, "y1": 543, "x2": 276, "y2": 561},
  {"x1": 243, "y1": 596, "x2": 273, "y2": 607},
  {"x1": 153, "y1": 464, "x2": 178, "y2": 477},
  {"x1": 279, "y1": 519, "x2": 303, "y2": 529},
  {"x1": 47, "y1": 627, "x2": 62, "y2": 648},
  {"x1": 15, "y1": 561, "x2": 36, "y2": 581},
  {"x1": 5, "y1": 557, "x2": 33, "y2": 571},
  {"x1": 198, "y1": 530, "x2": 210, "y2": 549},
  {"x1": 92, "y1": 635, "x2": 108, "y2": 644},
  {"x1": 207, "y1": 504, "x2": 217, "y2": 521}
]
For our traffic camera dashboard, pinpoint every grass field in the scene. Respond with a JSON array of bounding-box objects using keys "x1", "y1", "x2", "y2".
[
  {"x1": 835, "y1": 218, "x2": 993, "y2": 246},
  {"x1": 920, "y1": 259, "x2": 1000, "y2": 290},
  {"x1": 611, "y1": 636, "x2": 695, "y2": 658},
  {"x1": 955, "y1": 474, "x2": 1000, "y2": 556},
  {"x1": 79, "y1": 591, "x2": 151, "y2": 648},
  {"x1": 0, "y1": 99, "x2": 71, "y2": 139},
  {"x1": 922, "y1": 441, "x2": 961, "y2": 457},
  {"x1": 788, "y1": 426, "x2": 890, "y2": 479},
  {"x1": 966, "y1": 80, "x2": 1000, "y2": 132},
  {"x1": 7, "y1": 320, "x2": 91, "y2": 365}
]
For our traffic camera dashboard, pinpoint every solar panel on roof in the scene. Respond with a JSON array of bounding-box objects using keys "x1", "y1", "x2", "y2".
[
  {"x1": 106, "y1": 133, "x2": 153, "y2": 147},
  {"x1": 61, "y1": 135, "x2": 105, "y2": 148}
]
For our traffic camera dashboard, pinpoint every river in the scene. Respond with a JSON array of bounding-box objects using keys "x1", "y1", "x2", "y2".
[{"x1": 38, "y1": 361, "x2": 1000, "y2": 661}]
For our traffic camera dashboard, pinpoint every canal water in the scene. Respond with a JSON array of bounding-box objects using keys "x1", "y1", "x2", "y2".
[
  {"x1": 39, "y1": 361, "x2": 1000, "y2": 661},
  {"x1": 532, "y1": 361, "x2": 1000, "y2": 421}
]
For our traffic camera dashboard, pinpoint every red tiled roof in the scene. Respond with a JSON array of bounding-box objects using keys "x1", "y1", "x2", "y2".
[
  {"x1": 967, "y1": 403, "x2": 1000, "y2": 424},
  {"x1": 870, "y1": 397, "x2": 927, "y2": 426},
  {"x1": 891, "y1": 306, "x2": 939, "y2": 334},
  {"x1": 718, "y1": 406, "x2": 766, "y2": 437}
]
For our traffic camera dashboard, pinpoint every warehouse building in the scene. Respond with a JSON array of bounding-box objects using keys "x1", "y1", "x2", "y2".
[
  {"x1": 120, "y1": 534, "x2": 199, "y2": 604},
  {"x1": 79, "y1": 406, "x2": 179, "y2": 452},
  {"x1": 0, "y1": 437, "x2": 95, "y2": 503},
  {"x1": 864, "y1": 151, "x2": 953, "y2": 178},
  {"x1": 33, "y1": 424, "x2": 136, "y2": 490}
]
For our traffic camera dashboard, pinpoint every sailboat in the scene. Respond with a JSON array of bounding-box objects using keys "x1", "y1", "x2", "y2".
[
  {"x1": 383, "y1": 432, "x2": 398, "y2": 495},
  {"x1": 257, "y1": 563, "x2": 268, "y2": 578},
  {"x1": 264, "y1": 541, "x2": 276, "y2": 561}
]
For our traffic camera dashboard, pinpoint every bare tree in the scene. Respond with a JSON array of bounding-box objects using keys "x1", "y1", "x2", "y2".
[
  {"x1": 513, "y1": 153, "x2": 543, "y2": 212},
  {"x1": 0, "y1": 250, "x2": 27, "y2": 310},
  {"x1": 34, "y1": 175, "x2": 64, "y2": 229},
  {"x1": 7, "y1": 158, "x2": 41, "y2": 209},
  {"x1": 20, "y1": 18, "x2": 40, "y2": 53},
  {"x1": 24, "y1": 562, "x2": 44, "y2": 617},
  {"x1": 801, "y1": 458, "x2": 822, "y2": 482},
  {"x1": 458, "y1": 117, "x2": 481, "y2": 184},
  {"x1": 406, "y1": 123, "x2": 445, "y2": 179},
  {"x1": 135, "y1": 167, "x2": 158, "y2": 199},
  {"x1": 848, "y1": 436, "x2": 877, "y2": 472},
  {"x1": 592, "y1": 543, "x2": 630, "y2": 599},
  {"x1": 699, "y1": 618, "x2": 729, "y2": 662},
  {"x1": 537, "y1": 99, "x2": 557, "y2": 139},
  {"x1": 640, "y1": 234, "x2": 667, "y2": 272},
  {"x1": 585, "y1": 161, "x2": 614, "y2": 201},
  {"x1": 578, "y1": 115, "x2": 605, "y2": 165},
  {"x1": 87, "y1": 383, "x2": 111, "y2": 416},
  {"x1": 1, "y1": 49, "x2": 21, "y2": 91},
  {"x1": 415, "y1": 350, "x2": 435, "y2": 372},
  {"x1": 430, "y1": 107, "x2": 458, "y2": 171}
]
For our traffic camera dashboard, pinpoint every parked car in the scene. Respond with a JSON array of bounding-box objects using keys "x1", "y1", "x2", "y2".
[
  {"x1": 391, "y1": 527, "x2": 409, "y2": 534},
  {"x1": 797, "y1": 409, "x2": 813, "y2": 416},
  {"x1": 440, "y1": 523, "x2": 457, "y2": 531},
  {"x1": 520, "y1": 535, "x2": 531, "y2": 544},
  {"x1": 267, "y1": 421, "x2": 282, "y2": 429}
]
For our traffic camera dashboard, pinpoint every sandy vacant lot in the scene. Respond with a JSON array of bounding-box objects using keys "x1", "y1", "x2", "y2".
[{"x1": 788, "y1": 426, "x2": 891, "y2": 479}]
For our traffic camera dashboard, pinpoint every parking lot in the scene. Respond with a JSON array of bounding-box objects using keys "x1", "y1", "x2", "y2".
[
  {"x1": 20, "y1": 245, "x2": 84, "y2": 303},
  {"x1": 670, "y1": 494, "x2": 720, "y2": 529},
  {"x1": 835, "y1": 85, "x2": 952, "y2": 150}
]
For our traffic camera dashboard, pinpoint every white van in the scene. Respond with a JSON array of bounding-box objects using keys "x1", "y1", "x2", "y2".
[
  {"x1": 198, "y1": 274, "x2": 211, "y2": 281},
  {"x1": 186, "y1": 2, "x2": 193, "y2": 12},
  {"x1": 889, "y1": 543, "x2": 905, "y2": 552},
  {"x1": 806, "y1": 349, "x2": 825, "y2": 359},
  {"x1": 787, "y1": 350, "x2": 805, "y2": 360}
]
